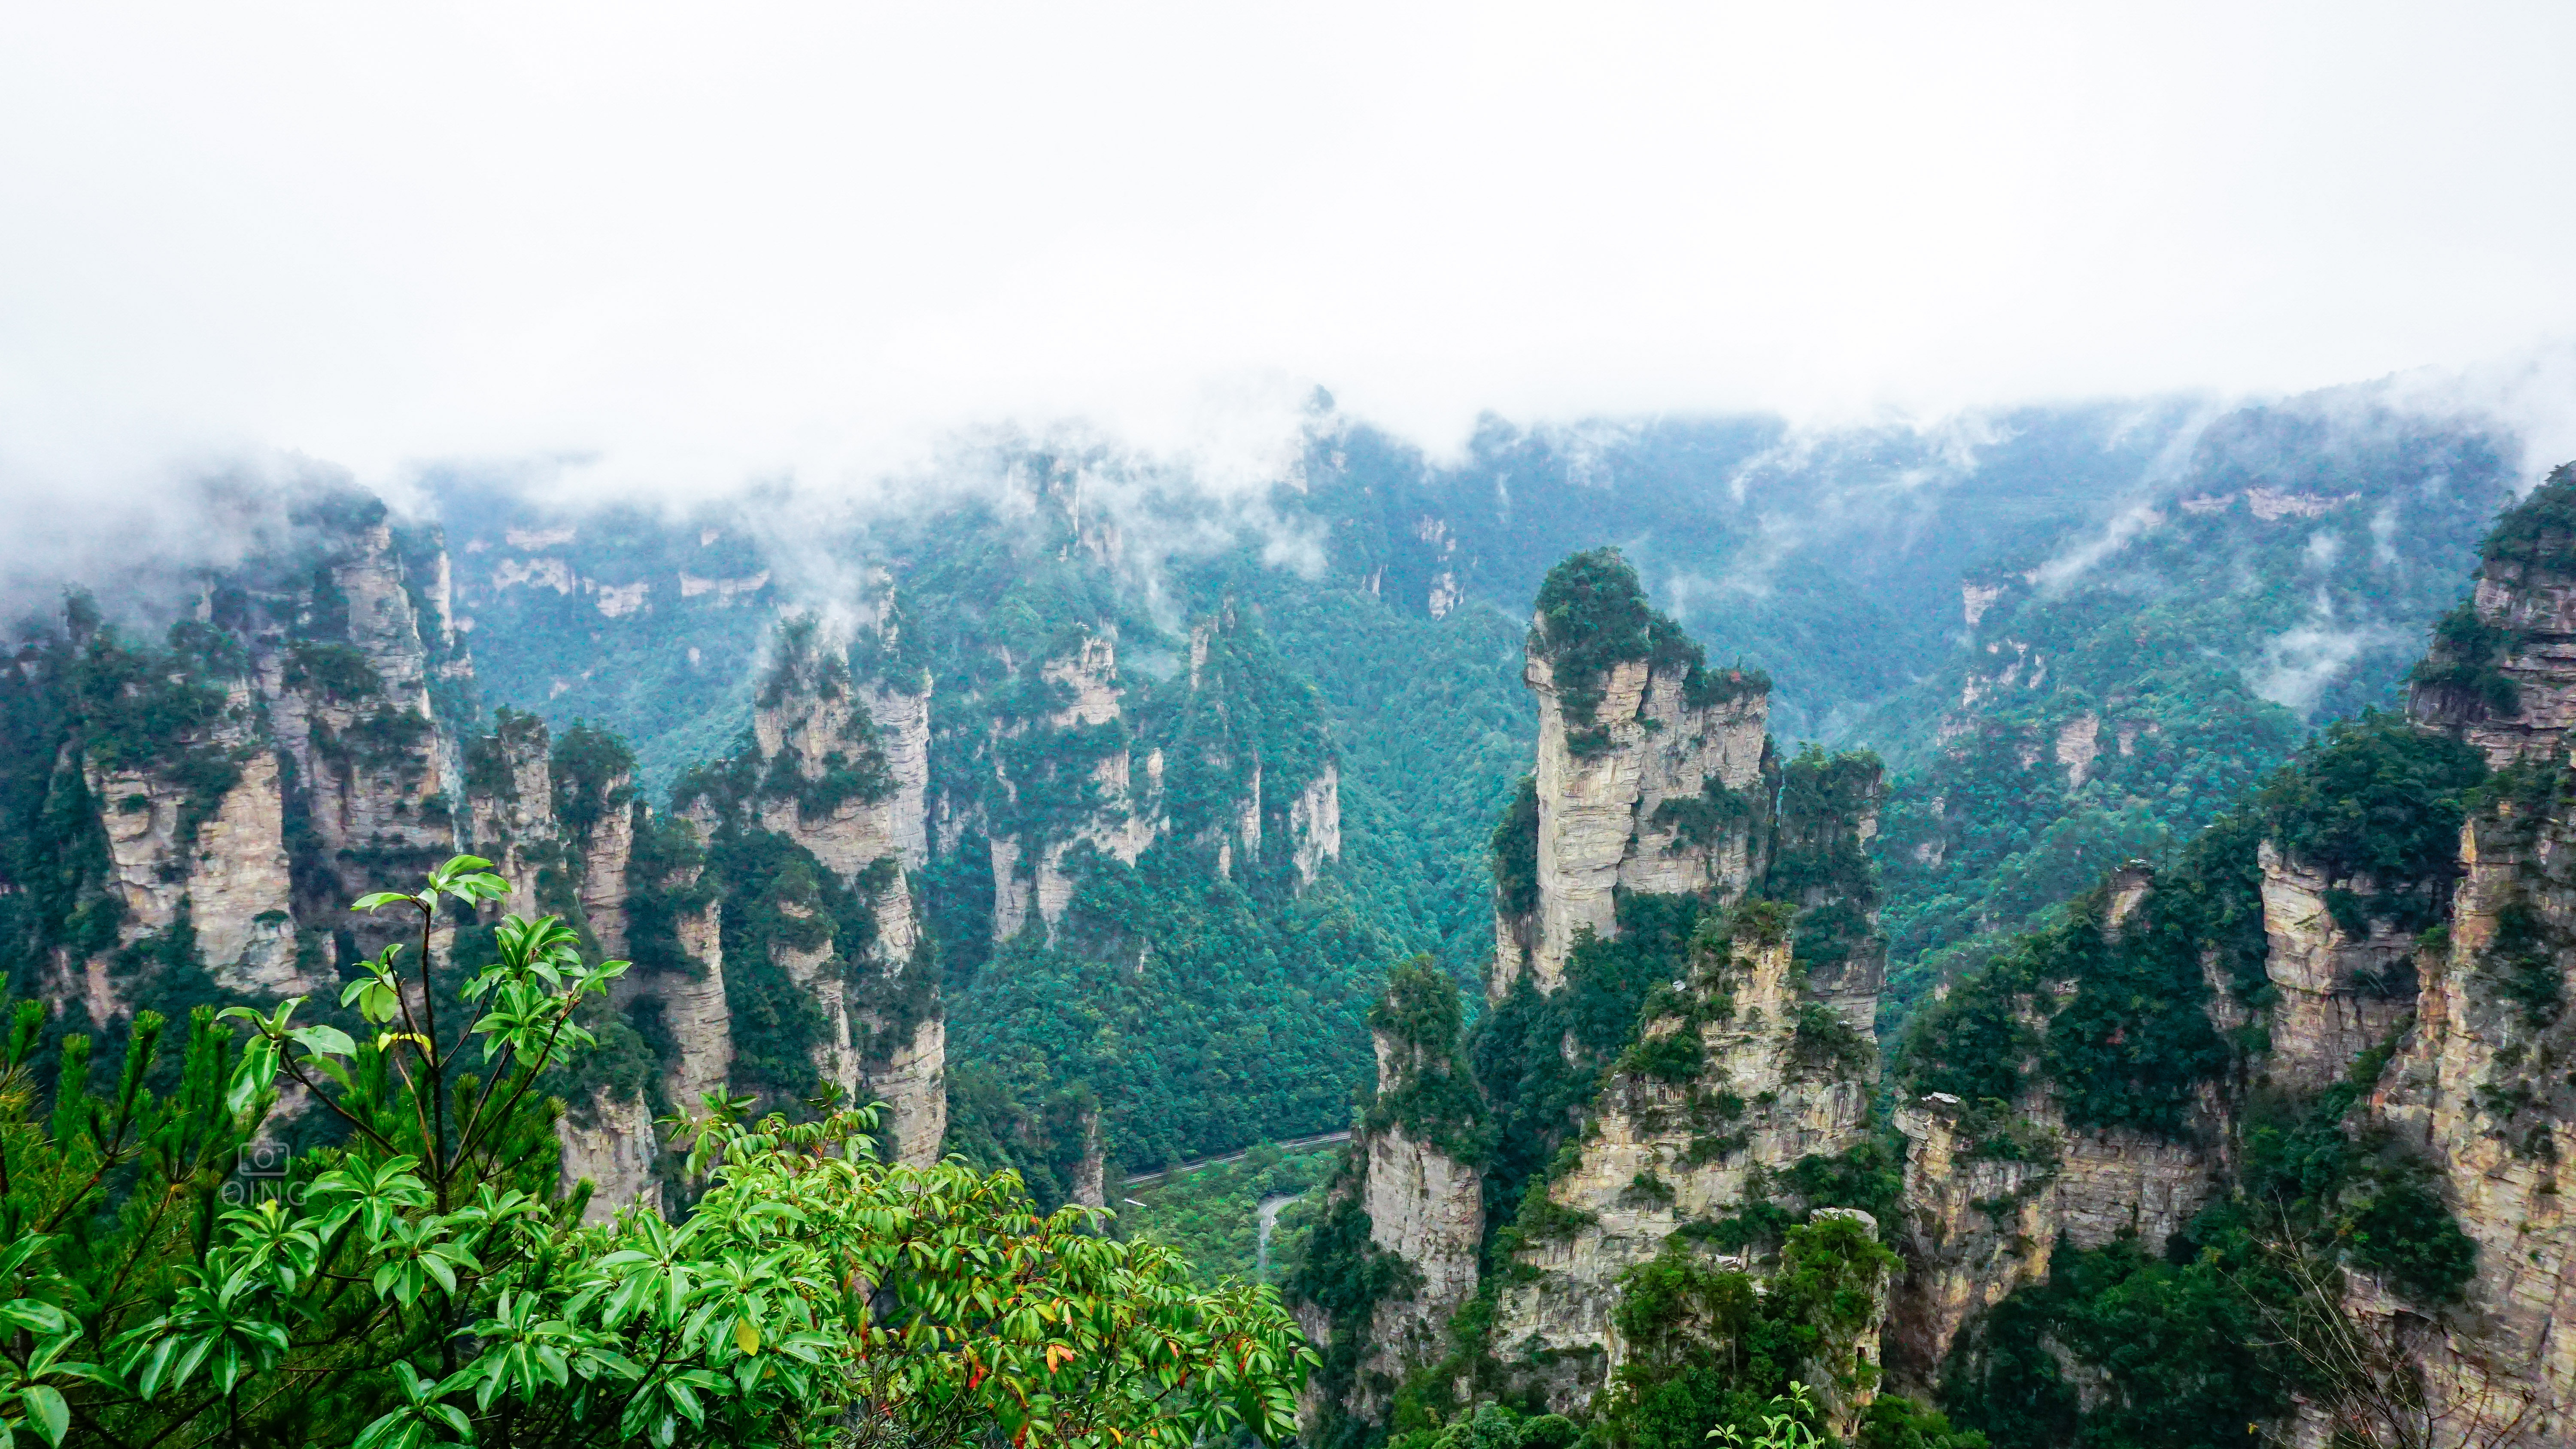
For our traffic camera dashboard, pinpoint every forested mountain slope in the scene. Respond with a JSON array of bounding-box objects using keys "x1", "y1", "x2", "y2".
[
  {"x1": 0, "y1": 379, "x2": 2535, "y2": 1214},
  {"x1": 447, "y1": 384, "x2": 2516, "y2": 1054},
  {"x1": 1287, "y1": 466, "x2": 2576, "y2": 1449}
]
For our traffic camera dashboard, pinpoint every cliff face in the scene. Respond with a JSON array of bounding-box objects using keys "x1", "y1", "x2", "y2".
[
  {"x1": 2365, "y1": 800, "x2": 2576, "y2": 1438},
  {"x1": 84, "y1": 694, "x2": 302, "y2": 999},
  {"x1": 58, "y1": 510, "x2": 465, "y2": 1025},
  {"x1": 1893, "y1": 877, "x2": 2230, "y2": 1379},
  {"x1": 858, "y1": 1006, "x2": 947, "y2": 1168},
  {"x1": 1492, "y1": 922, "x2": 1878, "y2": 1414},
  {"x1": 679, "y1": 609, "x2": 944, "y2": 1165},
  {"x1": 2411, "y1": 472, "x2": 2576, "y2": 767},
  {"x1": 2258, "y1": 840, "x2": 2424, "y2": 1092},
  {"x1": 1888, "y1": 1095, "x2": 2058, "y2": 1380},
  {"x1": 974, "y1": 610, "x2": 1341, "y2": 943},
  {"x1": 750, "y1": 618, "x2": 927, "y2": 893},
  {"x1": 1297, "y1": 551, "x2": 1897, "y2": 1434},
  {"x1": 462, "y1": 709, "x2": 558, "y2": 918},
  {"x1": 1294, "y1": 959, "x2": 1488, "y2": 1433},
  {"x1": 558, "y1": 1086, "x2": 661, "y2": 1225},
  {"x1": 1893, "y1": 1079, "x2": 2225, "y2": 1379},
  {"x1": 263, "y1": 521, "x2": 461, "y2": 925},
  {"x1": 2330, "y1": 482, "x2": 2576, "y2": 1434},
  {"x1": 653, "y1": 859, "x2": 735, "y2": 1110},
  {"x1": 1352, "y1": 1023, "x2": 1484, "y2": 1421},
  {"x1": 1503, "y1": 638, "x2": 1771, "y2": 995},
  {"x1": 35, "y1": 505, "x2": 762, "y2": 1224},
  {"x1": 1886, "y1": 471, "x2": 2576, "y2": 1441},
  {"x1": 987, "y1": 631, "x2": 1160, "y2": 940},
  {"x1": 2334, "y1": 472, "x2": 2576, "y2": 1434},
  {"x1": 771, "y1": 895, "x2": 856, "y2": 1098}
]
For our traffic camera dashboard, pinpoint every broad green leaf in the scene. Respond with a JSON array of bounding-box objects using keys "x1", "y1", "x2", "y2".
[
  {"x1": 0, "y1": 1302, "x2": 68, "y2": 1336},
  {"x1": 19, "y1": 1386, "x2": 68, "y2": 1448},
  {"x1": 289, "y1": 1024, "x2": 357, "y2": 1058}
]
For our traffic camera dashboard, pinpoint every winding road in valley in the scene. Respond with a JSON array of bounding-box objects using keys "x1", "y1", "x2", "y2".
[{"x1": 1117, "y1": 1129, "x2": 1351, "y2": 1191}]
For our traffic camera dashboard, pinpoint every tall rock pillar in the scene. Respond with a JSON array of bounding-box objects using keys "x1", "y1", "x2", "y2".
[{"x1": 1501, "y1": 549, "x2": 1773, "y2": 997}]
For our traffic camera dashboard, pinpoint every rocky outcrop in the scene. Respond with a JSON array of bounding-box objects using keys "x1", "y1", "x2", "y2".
[
  {"x1": 858, "y1": 1006, "x2": 945, "y2": 1168},
  {"x1": 2049, "y1": 1113, "x2": 2221, "y2": 1252},
  {"x1": 1511, "y1": 638, "x2": 1771, "y2": 995},
  {"x1": 183, "y1": 750, "x2": 303, "y2": 994},
  {"x1": 864, "y1": 678, "x2": 932, "y2": 872},
  {"x1": 1961, "y1": 581, "x2": 2005, "y2": 628},
  {"x1": 1893, "y1": 1080, "x2": 2221, "y2": 1381},
  {"x1": 731, "y1": 612, "x2": 945, "y2": 1160},
  {"x1": 2258, "y1": 840, "x2": 2424, "y2": 1091},
  {"x1": 464, "y1": 710, "x2": 558, "y2": 917},
  {"x1": 1354, "y1": 1031, "x2": 1483, "y2": 1417},
  {"x1": 988, "y1": 631, "x2": 1160, "y2": 940},
  {"x1": 1889, "y1": 1095, "x2": 2057, "y2": 1382},
  {"x1": 2412, "y1": 464, "x2": 2576, "y2": 767},
  {"x1": 73, "y1": 515, "x2": 470, "y2": 1009},
  {"x1": 264, "y1": 522, "x2": 458, "y2": 915},
  {"x1": 2367, "y1": 804, "x2": 2576, "y2": 1438},
  {"x1": 559, "y1": 1086, "x2": 661, "y2": 1225},
  {"x1": 1291, "y1": 762, "x2": 1343, "y2": 887},
  {"x1": 975, "y1": 609, "x2": 1338, "y2": 941},
  {"x1": 1293, "y1": 961, "x2": 1488, "y2": 1434},
  {"x1": 1893, "y1": 868, "x2": 2235, "y2": 1381},
  {"x1": 85, "y1": 715, "x2": 304, "y2": 1001},
  {"x1": 772, "y1": 896, "x2": 857, "y2": 1098},
  {"x1": 657, "y1": 872, "x2": 733, "y2": 1109},
  {"x1": 2354, "y1": 467, "x2": 2576, "y2": 1437},
  {"x1": 578, "y1": 798, "x2": 638, "y2": 957},
  {"x1": 1492, "y1": 922, "x2": 1876, "y2": 1410},
  {"x1": 750, "y1": 622, "x2": 922, "y2": 892},
  {"x1": 1069, "y1": 1109, "x2": 1107, "y2": 1209},
  {"x1": 2053, "y1": 712, "x2": 2100, "y2": 788}
]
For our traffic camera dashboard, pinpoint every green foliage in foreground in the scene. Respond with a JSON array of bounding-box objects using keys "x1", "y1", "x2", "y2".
[{"x1": 0, "y1": 860, "x2": 1309, "y2": 1449}]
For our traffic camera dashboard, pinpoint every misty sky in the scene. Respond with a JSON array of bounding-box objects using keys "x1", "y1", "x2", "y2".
[{"x1": 5, "y1": 3, "x2": 2575, "y2": 502}]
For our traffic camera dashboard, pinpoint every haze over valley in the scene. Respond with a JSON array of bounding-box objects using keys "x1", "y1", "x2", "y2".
[{"x1": 6, "y1": 8, "x2": 2576, "y2": 1449}]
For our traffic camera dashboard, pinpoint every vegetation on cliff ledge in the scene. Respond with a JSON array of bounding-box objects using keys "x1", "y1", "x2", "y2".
[{"x1": 1529, "y1": 548, "x2": 1768, "y2": 758}]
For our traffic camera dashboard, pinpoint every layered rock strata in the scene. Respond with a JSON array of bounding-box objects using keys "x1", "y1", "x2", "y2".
[
  {"x1": 653, "y1": 863, "x2": 734, "y2": 1109},
  {"x1": 1294, "y1": 961, "x2": 1488, "y2": 1431},
  {"x1": 1887, "y1": 1094, "x2": 2058, "y2": 1381},
  {"x1": 261, "y1": 522, "x2": 459, "y2": 921},
  {"x1": 732, "y1": 612, "x2": 945, "y2": 1166},
  {"x1": 857, "y1": 1005, "x2": 946, "y2": 1168},
  {"x1": 2411, "y1": 471, "x2": 2576, "y2": 765},
  {"x1": 988, "y1": 632, "x2": 1158, "y2": 940},
  {"x1": 1492, "y1": 923, "x2": 1877, "y2": 1413},
  {"x1": 462, "y1": 710, "x2": 559, "y2": 917},
  {"x1": 2365, "y1": 765, "x2": 2576, "y2": 1437},
  {"x1": 1499, "y1": 628, "x2": 1770, "y2": 996},
  {"x1": 1352, "y1": 1028, "x2": 1483, "y2": 1420},
  {"x1": 85, "y1": 707, "x2": 304, "y2": 999},
  {"x1": 558, "y1": 1086, "x2": 662, "y2": 1225},
  {"x1": 2258, "y1": 840, "x2": 2425, "y2": 1091}
]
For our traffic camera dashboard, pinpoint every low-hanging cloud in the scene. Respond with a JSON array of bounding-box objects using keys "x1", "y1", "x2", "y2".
[
  {"x1": 7, "y1": 5, "x2": 2576, "y2": 524},
  {"x1": 2251, "y1": 591, "x2": 2412, "y2": 716}
]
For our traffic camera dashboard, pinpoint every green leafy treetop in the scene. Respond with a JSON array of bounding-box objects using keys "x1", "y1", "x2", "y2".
[
  {"x1": 0, "y1": 858, "x2": 1311, "y2": 1449},
  {"x1": 1529, "y1": 548, "x2": 1768, "y2": 757}
]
